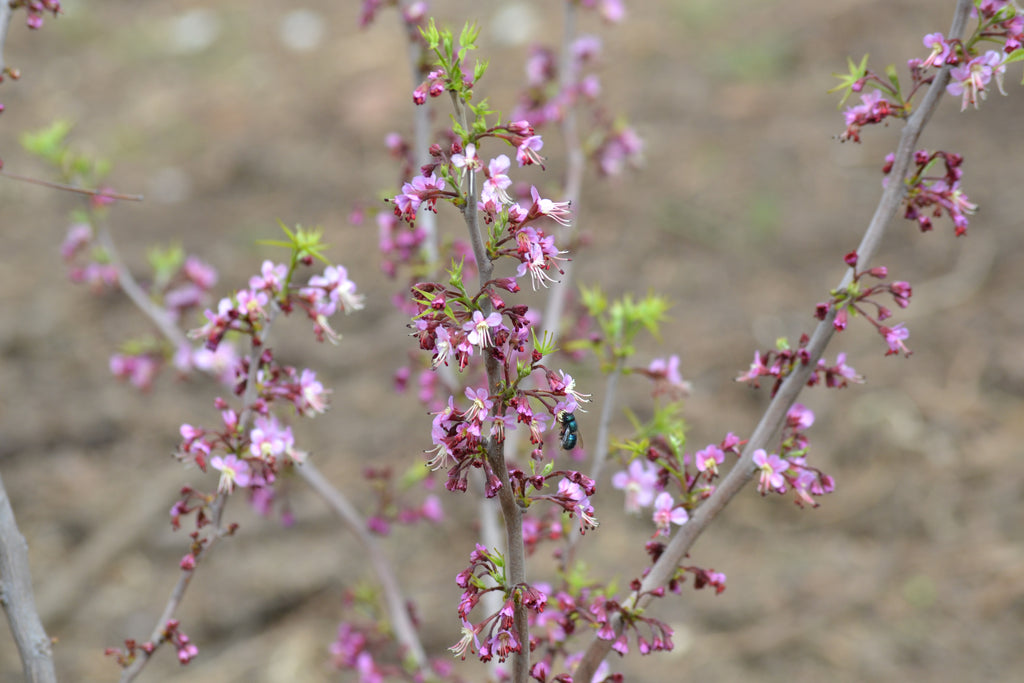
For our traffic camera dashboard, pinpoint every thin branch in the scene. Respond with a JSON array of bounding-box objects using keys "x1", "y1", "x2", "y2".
[
  {"x1": 540, "y1": 1, "x2": 583, "y2": 341},
  {"x1": 397, "y1": 4, "x2": 441, "y2": 269},
  {"x1": 448, "y1": 74, "x2": 531, "y2": 682},
  {"x1": 93, "y1": 221, "x2": 189, "y2": 349},
  {"x1": 0, "y1": 0, "x2": 14, "y2": 76},
  {"x1": 120, "y1": 306, "x2": 280, "y2": 680},
  {"x1": 395, "y1": 8, "x2": 508, "y2": 666},
  {"x1": 0, "y1": 472, "x2": 57, "y2": 683},
  {"x1": 119, "y1": 493, "x2": 230, "y2": 683},
  {"x1": 0, "y1": 170, "x2": 145, "y2": 201},
  {"x1": 563, "y1": 360, "x2": 622, "y2": 571},
  {"x1": 295, "y1": 461, "x2": 428, "y2": 670},
  {"x1": 572, "y1": 0, "x2": 974, "y2": 679}
]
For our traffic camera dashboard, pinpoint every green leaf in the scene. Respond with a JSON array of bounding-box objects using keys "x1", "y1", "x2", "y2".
[
  {"x1": 474, "y1": 58, "x2": 489, "y2": 82},
  {"x1": 884, "y1": 63, "x2": 901, "y2": 97},
  {"x1": 533, "y1": 328, "x2": 558, "y2": 357},
  {"x1": 459, "y1": 21, "x2": 480, "y2": 52},
  {"x1": 829, "y1": 53, "x2": 869, "y2": 107},
  {"x1": 579, "y1": 283, "x2": 608, "y2": 317},
  {"x1": 1005, "y1": 48, "x2": 1024, "y2": 65},
  {"x1": 420, "y1": 18, "x2": 440, "y2": 50},
  {"x1": 20, "y1": 120, "x2": 73, "y2": 162}
]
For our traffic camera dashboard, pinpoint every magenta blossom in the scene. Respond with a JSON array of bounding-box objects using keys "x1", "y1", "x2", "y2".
[
  {"x1": 210, "y1": 454, "x2": 251, "y2": 494},
  {"x1": 651, "y1": 492, "x2": 689, "y2": 536},
  {"x1": 752, "y1": 449, "x2": 787, "y2": 495},
  {"x1": 611, "y1": 459, "x2": 658, "y2": 512}
]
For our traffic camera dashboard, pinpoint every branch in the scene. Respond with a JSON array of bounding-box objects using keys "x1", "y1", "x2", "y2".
[
  {"x1": 397, "y1": 3, "x2": 441, "y2": 269},
  {"x1": 119, "y1": 493, "x2": 230, "y2": 683},
  {"x1": 93, "y1": 220, "x2": 189, "y2": 349},
  {"x1": 120, "y1": 305, "x2": 277, "y2": 680},
  {"x1": 0, "y1": 472, "x2": 57, "y2": 683},
  {"x1": 0, "y1": 0, "x2": 14, "y2": 77},
  {"x1": 447, "y1": 76, "x2": 531, "y2": 682},
  {"x1": 0, "y1": 170, "x2": 145, "y2": 202},
  {"x1": 572, "y1": 0, "x2": 975, "y2": 679},
  {"x1": 294, "y1": 461, "x2": 428, "y2": 670},
  {"x1": 539, "y1": 1, "x2": 583, "y2": 341}
]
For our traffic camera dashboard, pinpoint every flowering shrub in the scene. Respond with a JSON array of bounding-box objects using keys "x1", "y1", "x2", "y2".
[{"x1": 0, "y1": 1, "x2": 1021, "y2": 682}]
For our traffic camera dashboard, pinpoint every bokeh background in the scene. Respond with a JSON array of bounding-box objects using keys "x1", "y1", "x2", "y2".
[{"x1": 1, "y1": 1, "x2": 1023, "y2": 681}]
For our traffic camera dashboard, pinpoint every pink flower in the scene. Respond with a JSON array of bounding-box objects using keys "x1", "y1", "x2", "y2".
[
  {"x1": 611, "y1": 459, "x2": 658, "y2": 512},
  {"x1": 516, "y1": 135, "x2": 545, "y2": 167},
  {"x1": 946, "y1": 51, "x2": 1006, "y2": 111},
  {"x1": 463, "y1": 310, "x2": 503, "y2": 350},
  {"x1": 211, "y1": 454, "x2": 251, "y2": 494},
  {"x1": 249, "y1": 416, "x2": 296, "y2": 461},
  {"x1": 529, "y1": 186, "x2": 572, "y2": 227},
  {"x1": 651, "y1": 492, "x2": 688, "y2": 536},
  {"x1": 249, "y1": 260, "x2": 288, "y2": 293},
  {"x1": 463, "y1": 386, "x2": 494, "y2": 426},
  {"x1": 695, "y1": 445, "x2": 725, "y2": 477},
  {"x1": 920, "y1": 32, "x2": 951, "y2": 68},
  {"x1": 787, "y1": 403, "x2": 815, "y2": 430},
  {"x1": 752, "y1": 449, "x2": 787, "y2": 495},
  {"x1": 451, "y1": 143, "x2": 481, "y2": 174},
  {"x1": 480, "y1": 154, "x2": 513, "y2": 208},
  {"x1": 882, "y1": 323, "x2": 911, "y2": 356},
  {"x1": 304, "y1": 265, "x2": 365, "y2": 315},
  {"x1": 299, "y1": 368, "x2": 330, "y2": 414}
]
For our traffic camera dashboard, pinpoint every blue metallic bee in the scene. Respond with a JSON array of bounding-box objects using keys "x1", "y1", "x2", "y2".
[{"x1": 557, "y1": 410, "x2": 579, "y2": 450}]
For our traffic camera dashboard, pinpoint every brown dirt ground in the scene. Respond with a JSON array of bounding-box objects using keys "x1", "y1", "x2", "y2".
[{"x1": 2, "y1": 1, "x2": 1023, "y2": 681}]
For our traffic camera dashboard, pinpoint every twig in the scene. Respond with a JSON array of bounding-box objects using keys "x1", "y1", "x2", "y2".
[
  {"x1": 563, "y1": 360, "x2": 622, "y2": 571},
  {"x1": 294, "y1": 461, "x2": 428, "y2": 670},
  {"x1": 398, "y1": 2, "x2": 440, "y2": 269},
  {"x1": 119, "y1": 493, "x2": 230, "y2": 683},
  {"x1": 0, "y1": 170, "x2": 144, "y2": 201},
  {"x1": 572, "y1": 0, "x2": 975, "y2": 679},
  {"x1": 540, "y1": 1, "x2": 583, "y2": 342},
  {"x1": 0, "y1": 472, "x2": 57, "y2": 683},
  {"x1": 93, "y1": 221, "x2": 189, "y2": 349},
  {"x1": 446, "y1": 81, "x2": 531, "y2": 681},
  {"x1": 0, "y1": 0, "x2": 14, "y2": 77}
]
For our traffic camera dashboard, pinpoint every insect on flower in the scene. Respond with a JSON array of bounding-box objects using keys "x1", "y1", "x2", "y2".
[{"x1": 557, "y1": 410, "x2": 580, "y2": 450}]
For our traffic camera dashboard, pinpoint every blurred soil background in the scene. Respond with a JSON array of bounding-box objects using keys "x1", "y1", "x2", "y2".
[{"x1": 1, "y1": 1, "x2": 1023, "y2": 681}]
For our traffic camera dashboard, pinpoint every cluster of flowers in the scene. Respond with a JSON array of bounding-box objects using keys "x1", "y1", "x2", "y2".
[
  {"x1": 192, "y1": 259, "x2": 364, "y2": 348},
  {"x1": 842, "y1": 7, "x2": 1022, "y2": 142},
  {"x1": 448, "y1": 547, "x2": 674, "y2": 678},
  {"x1": 61, "y1": 222, "x2": 227, "y2": 390},
  {"x1": 885, "y1": 149, "x2": 976, "y2": 236},
  {"x1": 737, "y1": 336, "x2": 865, "y2": 397},
  {"x1": 349, "y1": 7, "x2": 671, "y2": 680},
  {"x1": 527, "y1": 584, "x2": 676, "y2": 680},
  {"x1": 749, "y1": 403, "x2": 835, "y2": 506},
  {"x1": 174, "y1": 258, "x2": 363, "y2": 505},
  {"x1": 105, "y1": 619, "x2": 197, "y2": 668},
  {"x1": 816, "y1": 251, "x2": 916, "y2": 357},
  {"x1": 10, "y1": 0, "x2": 61, "y2": 30},
  {"x1": 449, "y1": 545, "x2": 549, "y2": 664},
  {"x1": 613, "y1": 432, "x2": 739, "y2": 524},
  {"x1": 392, "y1": 127, "x2": 551, "y2": 221},
  {"x1": 515, "y1": 24, "x2": 642, "y2": 177},
  {"x1": 331, "y1": 620, "x2": 457, "y2": 683},
  {"x1": 423, "y1": 364, "x2": 591, "y2": 494}
]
